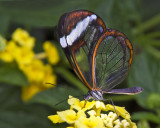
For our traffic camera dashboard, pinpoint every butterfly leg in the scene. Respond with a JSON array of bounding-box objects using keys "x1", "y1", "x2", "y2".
[{"x1": 103, "y1": 98, "x2": 119, "y2": 119}]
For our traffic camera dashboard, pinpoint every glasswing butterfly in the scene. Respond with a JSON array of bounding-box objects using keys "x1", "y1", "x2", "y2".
[{"x1": 57, "y1": 10, "x2": 143, "y2": 101}]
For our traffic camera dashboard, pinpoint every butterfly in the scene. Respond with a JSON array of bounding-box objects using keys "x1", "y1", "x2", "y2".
[{"x1": 57, "y1": 10, "x2": 143, "y2": 101}]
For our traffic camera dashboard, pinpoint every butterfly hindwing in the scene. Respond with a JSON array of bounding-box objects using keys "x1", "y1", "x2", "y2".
[{"x1": 92, "y1": 29, "x2": 133, "y2": 91}]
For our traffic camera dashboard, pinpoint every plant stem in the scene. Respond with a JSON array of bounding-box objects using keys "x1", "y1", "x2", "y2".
[
  {"x1": 55, "y1": 67, "x2": 88, "y2": 93},
  {"x1": 146, "y1": 31, "x2": 160, "y2": 38},
  {"x1": 133, "y1": 14, "x2": 160, "y2": 35},
  {"x1": 34, "y1": 52, "x2": 46, "y2": 59},
  {"x1": 146, "y1": 46, "x2": 160, "y2": 59}
]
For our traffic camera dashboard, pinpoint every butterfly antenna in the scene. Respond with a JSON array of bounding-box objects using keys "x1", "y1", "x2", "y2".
[
  {"x1": 45, "y1": 83, "x2": 57, "y2": 86},
  {"x1": 103, "y1": 98, "x2": 120, "y2": 120},
  {"x1": 55, "y1": 97, "x2": 70, "y2": 106}
]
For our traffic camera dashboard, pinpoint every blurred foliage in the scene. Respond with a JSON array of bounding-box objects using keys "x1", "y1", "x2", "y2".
[
  {"x1": 0, "y1": 62, "x2": 28, "y2": 86},
  {"x1": 128, "y1": 52, "x2": 160, "y2": 108},
  {"x1": 0, "y1": 0, "x2": 160, "y2": 128},
  {"x1": 29, "y1": 85, "x2": 82, "y2": 110},
  {"x1": 0, "y1": 35, "x2": 6, "y2": 51},
  {"x1": 137, "y1": 120, "x2": 150, "y2": 128}
]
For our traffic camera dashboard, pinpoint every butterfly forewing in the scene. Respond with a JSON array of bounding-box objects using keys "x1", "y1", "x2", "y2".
[
  {"x1": 73, "y1": 25, "x2": 105, "y2": 87},
  {"x1": 57, "y1": 10, "x2": 106, "y2": 90}
]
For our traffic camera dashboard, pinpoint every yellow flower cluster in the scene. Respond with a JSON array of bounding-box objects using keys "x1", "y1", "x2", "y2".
[
  {"x1": 0, "y1": 28, "x2": 60, "y2": 101},
  {"x1": 48, "y1": 96, "x2": 137, "y2": 128}
]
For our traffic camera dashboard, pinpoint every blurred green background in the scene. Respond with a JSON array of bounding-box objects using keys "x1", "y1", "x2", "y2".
[{"x1": 0, "y1": 0, "x2": 160, "y2": 128}]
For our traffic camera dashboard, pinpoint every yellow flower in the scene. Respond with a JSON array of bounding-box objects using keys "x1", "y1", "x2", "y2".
[
  {"x1": 43, "y1": 64, "x2": 56, "y2": 88},
  {"x1": 104, "y1": 104, "x2": 130, "y2": 119},
  {"x1": 20, "y1": 59, "x2": 45, "y2": 83},
  {"x1": 20, "y1": 60, "x2": 57, "y2": 101},
  {"x1": 48, "y1": 96, "x2": 137, "y2": 128},
  {"x1": 87, "y1": 110, "x2": 97, "y2": 117},
  {"x1": 43, "y1": 41, "x2": 59, "y2": 65},
  {"x1": 0, "y1": 28, "x2": 59, "y2": 102},
  {"x1": 68, "y1": 95, "x2": 95, "y2": 111},
  {"x1": 21, "y1": 83, "x2": 42, "y2": 101},
  {"x1": 12, "y1": 28, "x2": 35, "y2": 49},
  {"x1": 75, "y1": 115, "x2": 105, "y2": 128},
  {"x1": 94, "y1": 101, "x2": 106, "y2": 116},
  {"x1": 0, "y1": 40, "x2": 18, "y2": 62},
  {"x1": 48, "y1": 115, "x2": 64, "y2": 124},
  {"x1": 0, "y1": 29, "x2": 35, "y2": 64},
  {"x1": 48, "y1": 110, "x2": 85, "y2": 124},
  {"x1": 101, "y1": 112, "x2": 117, "y2": 127},
  {"x1": 58, "y1": 110, "x2": 85, "y2": 124},
  {"x1": 13, "y1": 46, "x2": 34, "y2": 65},
  {"x1": 58, "y1": 110, "x2": 77, "y2": 124}
]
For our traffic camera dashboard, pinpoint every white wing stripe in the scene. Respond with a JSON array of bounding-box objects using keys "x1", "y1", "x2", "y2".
[
  {"x1": 60, "y1": 14, "x2": 97, "y2": 48},
  {"x1": 60, "y1": 36, "x2": 67, "y2": 48}
]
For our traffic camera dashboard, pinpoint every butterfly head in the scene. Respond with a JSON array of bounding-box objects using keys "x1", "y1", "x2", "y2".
[{"x1": 84, "y1": 90, "x2": 104, "y2": 101}]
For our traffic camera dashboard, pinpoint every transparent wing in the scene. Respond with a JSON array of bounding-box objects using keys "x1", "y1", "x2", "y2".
[
  {"x1": 57, "y1": 10, "x2": 106, "y2": 90},
  {"x1": 72, "y1": 25, "x2": 104, "y2": 88},
  {"x1": 93, "y1": 29, "x2": 133, "y2": 91}
]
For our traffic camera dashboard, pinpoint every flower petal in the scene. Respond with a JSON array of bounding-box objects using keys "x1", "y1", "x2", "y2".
[
  {"x1": 105, "y1": 104, "x2": 130, "y2": 119},
  {"x1": 75, "y1": 115, "x2": 105, "y2": 128},
  {"x1": 68, "y1": 95, "x2": 95, "y2": 111},
  {"x1": 21, "y1": 84, "x2": 41, "y2": 101},
  {"x1": 0, "y1": 40, "x2": 17, "y2": 62},
  {"x1": 12, "y1": 28, "x2": 35, "y2": 49},
  {"x1": 87, "y1": 110, "x2": 96, "y2": 117},
  {"x1": 48, "y1": 115, "x2": 64, "y2": 123},
  {"x1": 43, "y1": 41, "x2": 59, "y2": 65},
  {"x1": 58, "y1": 110, "x2": 77, "y2": 124}
]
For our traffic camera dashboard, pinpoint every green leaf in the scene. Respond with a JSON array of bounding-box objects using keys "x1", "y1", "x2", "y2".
[
  {"x1": 132, "y1": 14, "x2": 160, "y2": 35},
  {"x1": 137, "y1": 120, "x2": 150, "y2": 128},
  {"x1": 0, "y1": 0, "x2": 140, "y2": 31},
  {"x1": 0, "y1": 110, "x2": 50, "y2": 128},
  {"x1": 0, "y1": 0, "x2": 89, "y2": 27},
  {"x1": 128, "y1": 51, "x2": 160, "y2": 109},
  {"x1": 0, "y1": 62, "x2": 29, "y2": 86},
  {"x1": 29, "y1": 85, "x2": 82, "y2": 110},
  {"x1": 0, "y1": 35, "x2": 6, "y2": 51},
  {"x1": 0, "y1": 84, "x2": 64, "y2": 128},
  {"x1": 94, "y1": 0, "x2": 140, "y2": 38},
  {"x1": 146, "y1": 46, "x2": 160, "y2": 59},
  {"x1": 0, "y1": 15, "x2": 10, "y2": 35},
  {"x1": 147, "y1": 93, "x2": 160, "y2": 109},
  {"x1": 132, "y1": 112, "x2": 160, "y2": 124}
]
